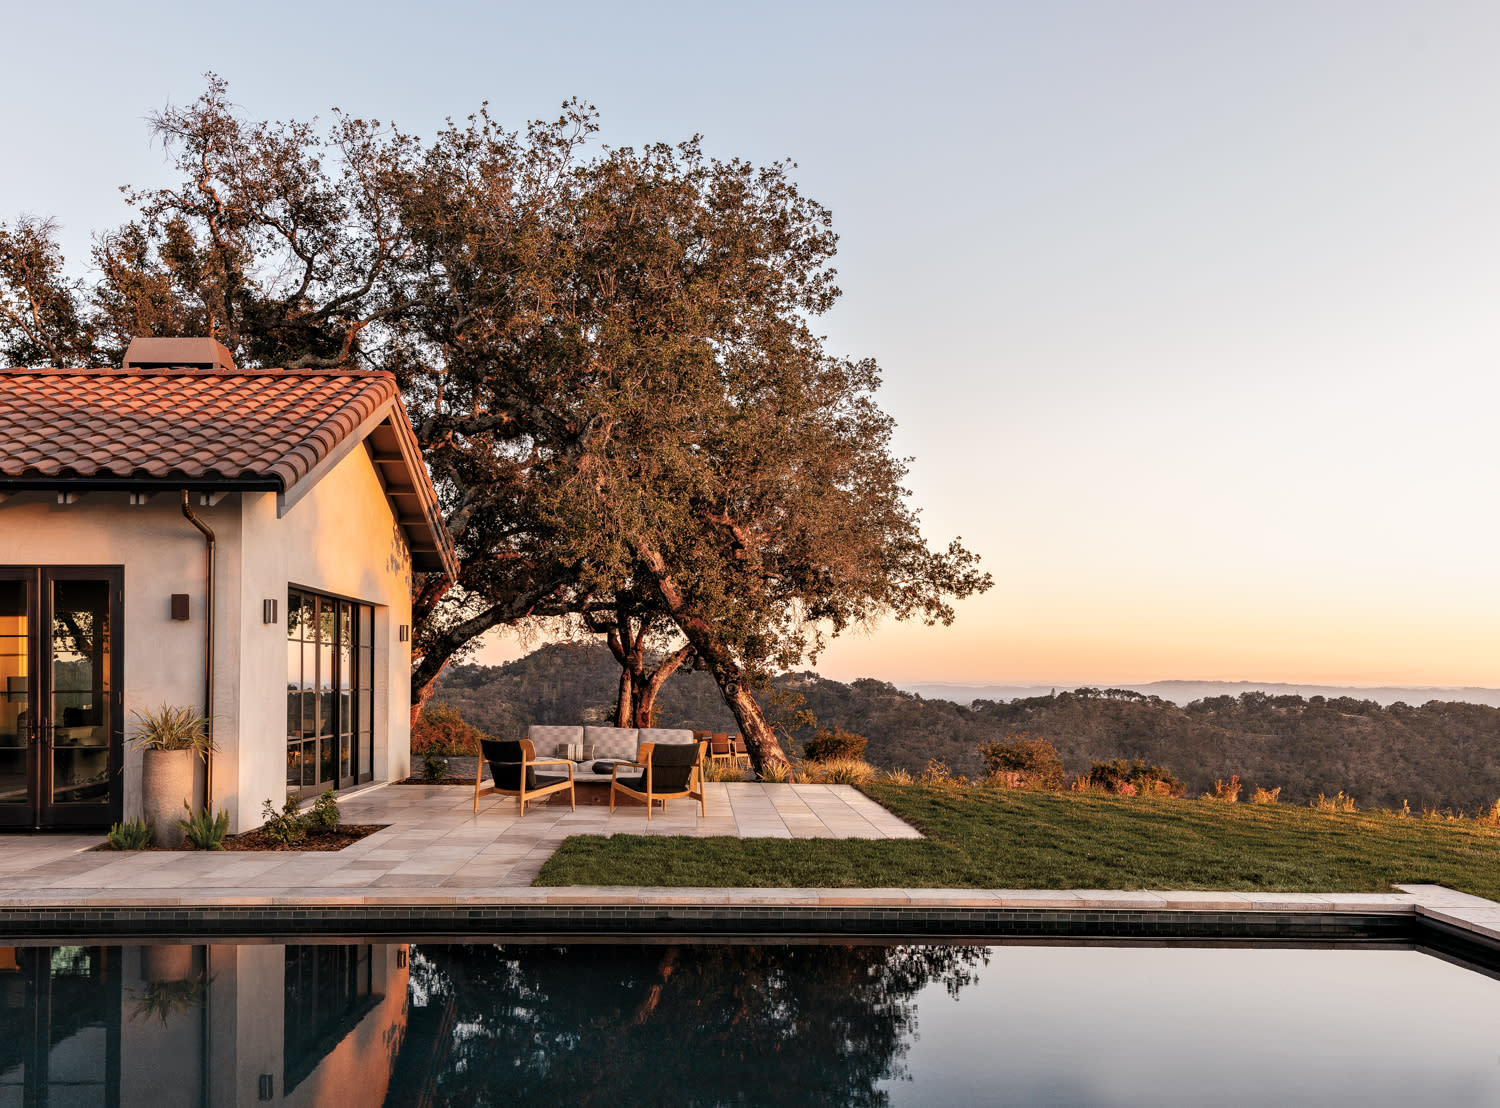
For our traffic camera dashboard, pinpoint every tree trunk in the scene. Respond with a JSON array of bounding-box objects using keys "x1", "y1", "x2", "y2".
[
  {"x1": 632, "y1": 645, "x2": 690, "y2": 729},
  {"x1": 614, "y1": 664, "x2": 635, "y2": 728},
  {"x1": 631, "y1": 538, "x2": 793, "y2": 775},
  {"x1": 410, "y1": 663, "x2": 446, "y2": 730},
  {"x1": 721, "y1": 681, "x2": 790, "y2": 776}
]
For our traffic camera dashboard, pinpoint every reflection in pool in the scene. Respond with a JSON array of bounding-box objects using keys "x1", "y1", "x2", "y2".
[{"x1": 0, "y1": 939, "x2": 1497, "y2": 1105}]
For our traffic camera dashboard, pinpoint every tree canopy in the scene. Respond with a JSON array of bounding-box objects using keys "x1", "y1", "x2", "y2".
[{"x1": 0, "y1": 77, "x2": 990, "y2": 768}]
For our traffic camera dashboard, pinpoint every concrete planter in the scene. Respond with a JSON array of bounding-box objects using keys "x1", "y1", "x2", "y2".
[{"x1": 141, "y1": 748, "x2": 194, "y2": 849}]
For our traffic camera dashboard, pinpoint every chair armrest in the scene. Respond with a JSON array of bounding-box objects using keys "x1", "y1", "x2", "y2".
[
  {"x1": 610, "y1": 759, "x2": 645, "y2": 780},
  {"x1": 528, "y1": 757, "x2": 573, "y2": 767}
]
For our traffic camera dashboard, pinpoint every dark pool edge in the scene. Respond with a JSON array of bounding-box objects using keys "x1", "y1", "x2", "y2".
[{"x1": 0, "y1": 903, "x2": 1418, "y2": 943}]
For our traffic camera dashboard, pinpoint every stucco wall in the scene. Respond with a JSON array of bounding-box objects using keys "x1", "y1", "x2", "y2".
[
  {"x1": 0, "y1": 491, "x2": 239, "y2": 823},
  {"x1": 237, "y1": 441, "x2": 414, "y2": 826},
  {"x1": 0, "y1": 441, "x2": 414, "y2": 833}
]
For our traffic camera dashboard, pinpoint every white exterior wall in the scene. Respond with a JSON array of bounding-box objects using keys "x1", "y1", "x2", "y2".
[
  {"x1": 236, "y1": 442, "x2": 414, "y2": 828},
  {"x1": 0, "y1": 492, "x2": 240, "y2": 823},
  {"x1": 0, "y1": 442, "x2": 414, "y2": 833}
]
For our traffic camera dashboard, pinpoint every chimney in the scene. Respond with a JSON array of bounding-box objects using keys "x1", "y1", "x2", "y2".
[{"x1": 122, "y1": 336, "x2": 236, "y2": 372}]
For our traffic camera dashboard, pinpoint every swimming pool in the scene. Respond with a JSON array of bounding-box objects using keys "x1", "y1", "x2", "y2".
[{"x1": 2, "y1": 938, "x2": 1496, "y2": 1105}]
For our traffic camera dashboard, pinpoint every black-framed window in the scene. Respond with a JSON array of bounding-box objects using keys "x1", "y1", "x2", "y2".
[{"x1": 286, "y1": 589, "x2": 374, "y2": 793}]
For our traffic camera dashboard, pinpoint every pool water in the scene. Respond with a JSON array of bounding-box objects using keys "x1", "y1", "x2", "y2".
[{"x1": 1, "y1": 939, "x2": 1496, "y2": 1106}]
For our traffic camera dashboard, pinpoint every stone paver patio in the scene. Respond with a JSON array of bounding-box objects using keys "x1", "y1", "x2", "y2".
[{"x1": 0, "y1": 782, "x2": 920, "y2": 904}]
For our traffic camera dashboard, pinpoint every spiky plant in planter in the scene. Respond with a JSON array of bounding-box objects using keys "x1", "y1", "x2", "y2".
[{"x1": 131, "y1": 704, "x2": 216, "y2": 848}]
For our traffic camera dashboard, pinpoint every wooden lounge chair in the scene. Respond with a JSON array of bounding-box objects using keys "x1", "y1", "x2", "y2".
[
  {"x1": 610, "y1": 740, "x2": 707, "y2": 819},
  {"x1": 474, "y1": 738, "x2": 575, "y2": 815},
  {"x1": 707, "y1": 733, "x2": 736, "y2": 764}
]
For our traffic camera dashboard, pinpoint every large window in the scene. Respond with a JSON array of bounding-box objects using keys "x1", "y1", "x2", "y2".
[{"x1": 286, "y1": 590, "x2": 374, "y2": 793}]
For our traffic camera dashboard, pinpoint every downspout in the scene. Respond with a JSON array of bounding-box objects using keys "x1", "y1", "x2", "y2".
[{"x1": 181, "y1": 491, "x2": 215, "y2": 810}]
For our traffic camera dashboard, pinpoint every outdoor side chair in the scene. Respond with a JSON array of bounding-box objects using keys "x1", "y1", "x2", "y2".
[
  {"x1": 707, "y1": 733, "x2": 736, "y2": 763},
  {"x1": 474, "y1": 737, "x2": 575, "y2": 815},
  {"x1": 610, "y1": 739, "x2": 707, "y2": 819},
  {"x1": 729, "y1": 733, "x2": 752, "y2": 766}
]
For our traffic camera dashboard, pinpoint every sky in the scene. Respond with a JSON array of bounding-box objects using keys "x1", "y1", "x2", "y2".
[{"x1": 4, "y1": 1, "x2": 1498, "y2": 688}]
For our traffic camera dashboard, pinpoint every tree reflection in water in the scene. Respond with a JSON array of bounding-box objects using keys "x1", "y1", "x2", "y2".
[{"x1": 388, "y1": 942, "x2": 986, "y2": 1107}]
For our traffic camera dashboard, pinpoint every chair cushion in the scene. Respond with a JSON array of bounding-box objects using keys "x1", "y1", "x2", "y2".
[
  {"x1": 532, "y1": 773, "x2": 570, "y2": 791},
  {"x1": 613, "y1": 774, "x2": 647, "y2": 792},
  {"x1": 584, "y1": 726, "x2": 639, "y2": 760},
  {"x1": 637, "y1": 728, "x2": 695, "y2": 747}
]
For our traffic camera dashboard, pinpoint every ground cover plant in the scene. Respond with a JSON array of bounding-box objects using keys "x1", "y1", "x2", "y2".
[{"x1": 536, "y1": 784, "x2": 1500, "y2": 900}]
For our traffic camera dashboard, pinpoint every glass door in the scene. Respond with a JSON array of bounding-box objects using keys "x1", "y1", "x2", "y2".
[
  {"x1": 0, "y1": 568, "x2": 122, "y2": 830},
  {"x1": 287, "y1": 589, "x2": 373, "y2": 797},
  {"x1": 0, "y1": 572, "x2": 31, "y2": 822}
]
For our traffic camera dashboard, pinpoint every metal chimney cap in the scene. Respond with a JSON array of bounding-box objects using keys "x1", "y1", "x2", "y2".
[{"x1": 122, "y1": 336, "x2": 236, "y2": 372}]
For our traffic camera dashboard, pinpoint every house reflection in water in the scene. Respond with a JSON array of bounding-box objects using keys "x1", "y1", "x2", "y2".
[{"x1": 0, "y1": 941, "x2": 409, "y2": 1105}]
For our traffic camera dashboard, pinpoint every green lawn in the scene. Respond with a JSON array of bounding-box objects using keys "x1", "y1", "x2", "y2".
[{"x1": 534, "y1": 784, "x2": 1500, "y2": 899}]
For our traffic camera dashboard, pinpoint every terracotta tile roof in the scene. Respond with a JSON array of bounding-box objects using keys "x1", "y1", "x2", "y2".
[
  {"x1": 0, "y1": 368, "x2": 398, "y2": 487},
  {"x1": 0, "y1": 368, "x2": 456, "y2": 577}
]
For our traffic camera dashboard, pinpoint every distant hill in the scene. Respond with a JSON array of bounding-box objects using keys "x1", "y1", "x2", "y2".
[
  {"x1": 906, "y1": 680, "x2": 1500, "y2": 709},
  {"x1": 432, "y1": 644, "x2": 1500, "y2": 813}
]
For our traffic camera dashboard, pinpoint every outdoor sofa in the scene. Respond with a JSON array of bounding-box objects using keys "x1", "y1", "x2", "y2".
[{"x1": 526, "y1": 725, "x2": 699, "y2": 782}]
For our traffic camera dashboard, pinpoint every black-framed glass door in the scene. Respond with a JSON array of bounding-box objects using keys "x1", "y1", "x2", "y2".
[
  {"x1": 0, "y1": 567, "x2": 123, "y2": 830},
  {"x1": 287, "y1": 589, "x2": 373, "y2": 797}
]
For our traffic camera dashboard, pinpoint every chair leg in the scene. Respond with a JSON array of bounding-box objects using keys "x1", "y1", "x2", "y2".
[{"x1": 569, "y1": 785, "x2": 575, "y2": 812}]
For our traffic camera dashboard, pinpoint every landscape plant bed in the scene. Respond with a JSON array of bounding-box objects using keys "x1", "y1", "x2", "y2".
[
  {"x1": 95, "y1": 825, "x2": 387, "y2": 852},
  {"x1": 536, "y1": 784, "x2": 1500, "y2": 899},
  {"x1": 396, "y1": 775, "x2": 474, "y2": 786}
]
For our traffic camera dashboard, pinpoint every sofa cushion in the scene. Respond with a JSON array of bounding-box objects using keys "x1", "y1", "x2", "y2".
[
  {"x1": 583, "y1": 726, "x2": 639, "y2": 760},
  {"x1": 637, "y1": 728, "x2": 696, "y2": 747},
  {"x1": 529, "y1": 725, "x2": 584, "y2": 753}
]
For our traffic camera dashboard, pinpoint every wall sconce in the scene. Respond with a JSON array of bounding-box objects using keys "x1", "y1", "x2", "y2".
[
  {"x1": 170, "y1": 594, "x2": 190, "y2": 621},
  {"x1": 399, "y1": 624, "x2": 410, "y2": 642},
  {"x1": 263, "y1": 598, "x2": 278, "y2": 624}
]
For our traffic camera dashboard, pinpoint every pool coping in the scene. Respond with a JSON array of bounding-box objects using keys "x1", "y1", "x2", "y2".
[{"x1": 1, "y1": 884, "x2": 1498, "y2": 957}]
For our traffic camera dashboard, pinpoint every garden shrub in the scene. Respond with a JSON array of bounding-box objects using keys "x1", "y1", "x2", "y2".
[
  {"x1": 804, "y1": 757, "x2": 877, "y2": 786},
  {"x1": 106, "y1": 818, "x2": 154, "y2": 850},
  {"x1": 411, "y1": 704, "x2": 485, "y2": 756},
  {"x1": 262, "y1": 796, "x2": 307, "y2": 844},
  {"x1": 1204, "y1": 775, "x2": 1242, "y2": 802},
  {"x1": 803, "y1": 726, "x2": 869, "y2": 763},
  {"x1": 919, "y1": 758, "x2": 968, "y2": 786},
  {"x1": 1250, "y1": 785, "x2": 1282, "y2": 805},
  {"x1": 176, "y1": 804, "x2": 230, "y2": 849},
  {"x1": 1084, "y1": 759, "x2": 1185, "y2": 797},
  {"x1": 307, "y1": 788, "x2": 341, "y2": 833},
  {"x1": 703, "y1": 760, "x2": 745, "y2": 783},
  {"x1": 977, "y1": 732, "x2": 1066, "y2": 790},
  {"x1": 421, "y1": 749, "x2": 450, "y2": 782},
  {"x1": 757, "y1": 760, "x2": 792, "y2": 783}
]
